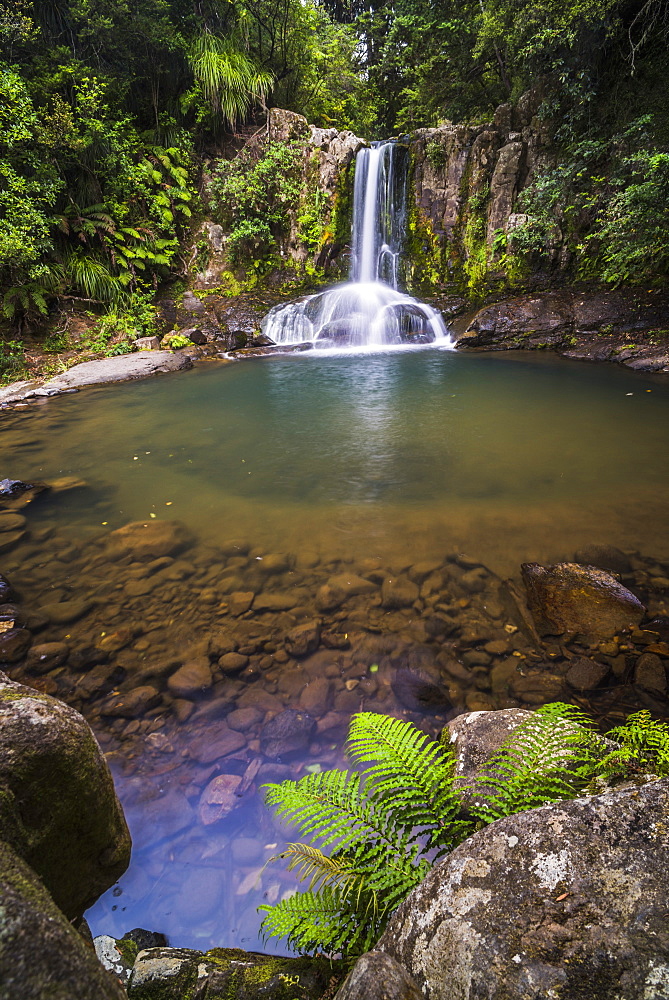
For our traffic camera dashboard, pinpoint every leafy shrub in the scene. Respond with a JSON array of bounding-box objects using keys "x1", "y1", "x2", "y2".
[
  {"x1": 209, "y1": 140, "x2": 304, "y2": 264},
  {"x1": 0, "y1": 337, "x2": 27, "y2": 383},
  {"x1": 162, "y1": 333, "x2": 191, "y2": 349},
  {"x1": 261, "y1": 705, "x2": 667, "y2": 957}
]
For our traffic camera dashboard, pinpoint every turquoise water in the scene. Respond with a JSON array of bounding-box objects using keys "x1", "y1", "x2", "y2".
[{"x1": 4, "y1": 348, "x2": 669, "y2": 573}]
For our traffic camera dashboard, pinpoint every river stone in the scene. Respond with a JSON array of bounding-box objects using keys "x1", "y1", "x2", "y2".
[
  {"x1": 167, "y1": 658, "x2": 213, "y2": 697},
  {"x1": 253, "y1": 591, "x2": 298, "y2": 611},
  {"x1": 316, "y1": 573, "x2": 377, "y2": 611},
  {"x1": 0, "y1": 672, "x2": 131, "y2": 919},
  {"x1": 285, "y1": 620, "x2": 321, "y2": 657},
  {"x1": 381, "y1": 575, "x2": 420, "y2": 609},
  {"x1": 188, "y1": 722, "x2": 246, "y2": 763},
  {"x1": 106, "y1": 519, "x2": 192, "y2": 559},
  {"x1": 229, "y1": 591, "x2": 255, "y2": 616},
  {"x1": 634, "y1": 652, "x2": 667, "y2": 695},
  {"x1": 521, "y1": 561, "x2": 645, "y2": 640},
  {"x1": 24, "y1": 641, "x2": 69, "y2": 674},
  {"x1": 375, "y1": 779, "x2": 669, "y2": 1000},
  {"x1": 227, "y1": 706, "x2": 264, "y2": 731},
  {"x1": 335, "y1": 950, "x2": 422, "y2": 1000},
  {"x1": 198, "y1": 773, "x2": 243, "y2": 825},
  {"x1": 392, "y1": 667, "x2": 451, "y2": 713},
  {"x1": 260, "y1": 709, "x2": 316, "y2": 759},
  {"x1": 127, "y1": 945, "x2": 345, "y2": 1000},
  {"x1": 100, "y1": 685, "x2": 162, "y2": 717},
  {"x1": 219, "y1": 651, "x2": 249, "y2": 674},
  {"x1": 44, "y1": 350, "x2": 192, "y2": 389},
  {"x1": 446, "y1": 708, "x2": 533, "y2": 778},
  {"x1": 0, "y1": 627, "x2": 32, "y2": 662},
  {"x1": 565, "y1": 656, "x2": 610, "y2": 692},
  {"x1": 0, "y1": 840, "x2": 127, "y2": 1000},
  {"x1": 38, "y1": 598, "x2": 93, "y2": 624},
  {"x1": 299, "y1": 677, "x2": 332, "y2": 716}
]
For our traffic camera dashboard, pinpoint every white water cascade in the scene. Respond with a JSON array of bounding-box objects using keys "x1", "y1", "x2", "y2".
[{"x1": 261, "y1": 142, "x2": 454, "y2": 350}]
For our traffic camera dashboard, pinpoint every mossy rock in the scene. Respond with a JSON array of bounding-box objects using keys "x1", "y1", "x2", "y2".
[
  {"x1": 127, "y1": 946, "x2": 346, "y2": 1000},
  {"x1": 0, "y1": 671, "x2": 131, "y2": 920},
  {"x1": 0, "y1": 839, "x2": 126, "y2": 1000}
]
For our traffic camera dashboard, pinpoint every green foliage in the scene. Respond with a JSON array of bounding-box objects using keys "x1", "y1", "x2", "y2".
[
  {"x1": 184, "y1": 32, "x2": 273, "y2": 130},
  {"x1": 596, "y1": 711, "x2": 669, "y2": 779},
  {"x1": 162, "y1": 332, "x2": 190, "y2": 349},
  {"x1": 209, "y1": 139, "x2": 304, "y2": 264},
  {"x1": 78, "y1": 288, "x2": 157, "y2": 357},
  {"x1": 588, "y1": 150, "x2": 669, "y2": 284},
  {"x1": 468, "y1": 703, "x2": 601, "y2": 823},
  {"x1": 262, "y1": 704, "x2": 666, "y2": 958},
  {"x1": 261, "y1": 714, "x2": 472, "y2": 956},
  {"x1": 0, "y1": 335, "x2": 26, "y2": 383}
]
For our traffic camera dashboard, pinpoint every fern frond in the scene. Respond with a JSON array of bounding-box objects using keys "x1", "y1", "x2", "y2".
[
  {"x1": 601, "y1": 711, "x2": 669, "y2": 778},
  {"x1": 259, "y1": 886, "x2": 380, "y2": 956},
  {"x1": 470, "y1": 702, "x2": 600, "y2": 822},
  {"x1": 263, "y1": 769, "x2": 412, "y2": 856},
  {"x1": 347, "y1": 713, "x2": 471, "y2": 853},
  {"x1": 271, "y1": 843, "x2": 365, "y2": 898}
]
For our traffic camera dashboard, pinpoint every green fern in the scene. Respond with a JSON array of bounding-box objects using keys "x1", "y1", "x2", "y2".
[
  {"x1": 261, "y1": 715, "x2": 473, "y2": 956},
  {"x1": 597, "y1": 711, "x2": 669, "y2": 779},
  {"x1": 261, "y1": 705, "x2": 667, "y2": 959},
  {"x1": 468, "y1": 702, "x2": 604, "y2": 823}
]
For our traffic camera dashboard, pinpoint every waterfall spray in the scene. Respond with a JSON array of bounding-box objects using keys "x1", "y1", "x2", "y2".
[{"x1": 262, "y1": 142, "x2": 453, "y2": 350}]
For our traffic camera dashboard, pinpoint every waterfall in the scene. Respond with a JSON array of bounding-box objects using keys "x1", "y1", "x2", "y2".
[{"x1": 262, "y1": 141, "x2": 453, "y2": 350}]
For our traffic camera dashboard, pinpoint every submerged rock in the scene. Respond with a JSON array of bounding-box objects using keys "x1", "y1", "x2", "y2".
[
  {"x1": 373, "y1": 779, "x2": 669, "y2": 1000},
  {"x1": 106, "y1": 519, "x2": 192, "y2": 559},
  {"x1": 260, "y1": 709, "x2": 316, "y2": 759},
  {"x1": 521, "y1": 561, "x2": 645, "y2": 640}
]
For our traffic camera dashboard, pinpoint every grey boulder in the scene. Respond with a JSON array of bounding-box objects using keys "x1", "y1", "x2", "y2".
[{"x1": 374, "y1": 779, "x2": 669, "y2": 1000}]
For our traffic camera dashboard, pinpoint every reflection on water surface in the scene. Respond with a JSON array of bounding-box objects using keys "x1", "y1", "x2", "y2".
[{"x1": 1, "y1": 348, "x2": 668, "y2": 952}]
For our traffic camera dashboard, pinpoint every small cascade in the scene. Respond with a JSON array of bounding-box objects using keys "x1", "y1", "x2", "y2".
[{"x1": 262, "y1": 141, "x2": 453, "y2": 350}]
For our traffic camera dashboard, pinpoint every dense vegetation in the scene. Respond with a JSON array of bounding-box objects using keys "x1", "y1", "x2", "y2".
[{"x1": 1, "y1": 0, "x2": 669, "y2": 377}]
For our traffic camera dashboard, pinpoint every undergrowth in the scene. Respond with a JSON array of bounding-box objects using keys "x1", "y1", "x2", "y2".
[{"x1": 260, "y1": 706, "x2": 669, "y2": 958}]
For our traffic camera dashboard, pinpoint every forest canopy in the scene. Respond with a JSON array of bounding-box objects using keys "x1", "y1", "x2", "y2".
[{"x1": 1, "y1": 0, "x2": 668, "y2": 343}]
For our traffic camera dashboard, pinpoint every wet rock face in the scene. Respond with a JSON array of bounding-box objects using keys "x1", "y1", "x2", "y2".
[
  {"x1": 375, "y1": 780, "x2": 669, "y2": 1000},
  {"x1": 455, "y1": 289, "x2": 669, "y2": 371},
  {"x1": 0, "y1": 840, "x2": 127, "y2": 1000},
  {"x1": 521, "y1": 561, "x2": 645, "y2": 640},
  {"x1": 0, "y1": 672, "x2": 131, "y2": 920}
]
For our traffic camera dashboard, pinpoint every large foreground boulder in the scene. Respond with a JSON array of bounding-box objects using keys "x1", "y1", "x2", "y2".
[
  {"x1": 370, "y1": 779, "x2": 669, "y2": 1000},
  {"x1": 0, "y1": 671, "x2": 131, "y2": 919},
  {"x1": 0, "y1": 840, "x2": 126, "y2": 1000}
]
